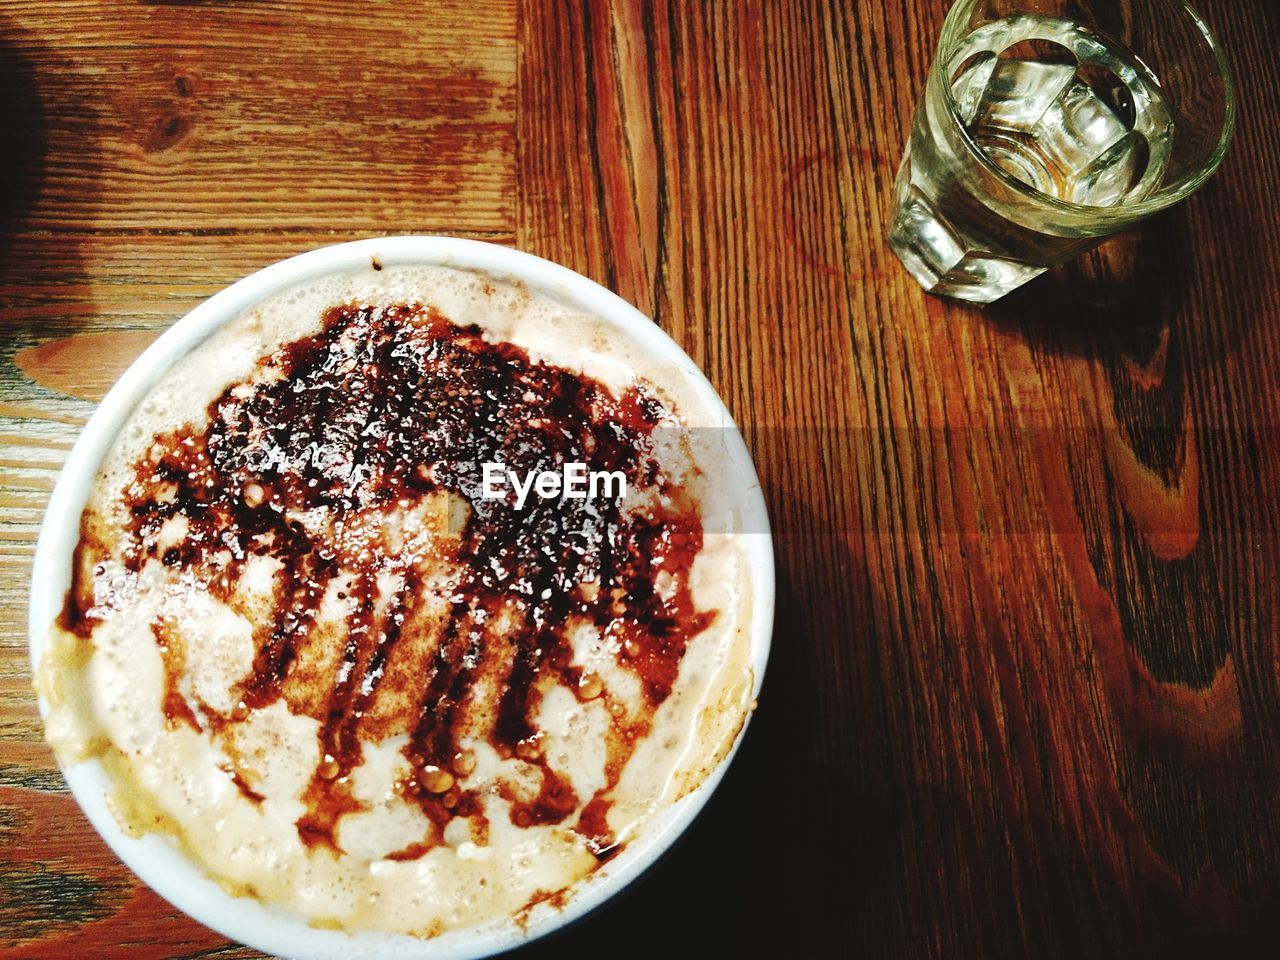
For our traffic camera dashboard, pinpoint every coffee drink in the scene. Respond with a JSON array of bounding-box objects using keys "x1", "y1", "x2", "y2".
[{"x1": 37, "y1": 262, "x2": 757, "y2": 938}]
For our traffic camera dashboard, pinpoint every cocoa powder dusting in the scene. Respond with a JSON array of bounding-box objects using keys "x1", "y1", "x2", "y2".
[{"x1": 67, "y1": 302, "x2": 713, "y2": 857}]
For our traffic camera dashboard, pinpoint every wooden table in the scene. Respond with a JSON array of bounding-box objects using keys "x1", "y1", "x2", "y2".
[{"x1": 3, "y1": 1, "x2": 1278, "y2": 956}]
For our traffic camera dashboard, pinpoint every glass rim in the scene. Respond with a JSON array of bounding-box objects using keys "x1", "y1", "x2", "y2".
[{"x1": 935, "y1": 0, "x2": 1237, "y2": 220}]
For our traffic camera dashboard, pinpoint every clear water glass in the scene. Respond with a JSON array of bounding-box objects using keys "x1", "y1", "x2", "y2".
[{"x1": 888, "y1": 0, "x2": 1235, "y2": 304}]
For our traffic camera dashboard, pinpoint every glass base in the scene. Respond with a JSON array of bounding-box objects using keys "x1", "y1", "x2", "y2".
[{"x1": 888, "y1": 183, "x2": 1046, "y2": 305}]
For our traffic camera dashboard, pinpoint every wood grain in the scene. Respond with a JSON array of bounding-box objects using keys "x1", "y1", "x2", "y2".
[
  {"x1": 3, "y1": 0, "x2": 1280, "y2": 956},
  {"x1": 513, "y1": 0, "x2": 1280, "y2": 957}
]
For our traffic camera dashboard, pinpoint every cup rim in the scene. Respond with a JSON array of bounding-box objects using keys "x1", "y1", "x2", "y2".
[
  {"x1": 935, "y1": 0, "x2": 1237, "y2": 222},
  {"x1": 27, "y1": 236, "x2": 775, "y2": 960}
]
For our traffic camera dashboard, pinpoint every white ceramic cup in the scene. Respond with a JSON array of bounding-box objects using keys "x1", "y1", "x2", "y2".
[{"x1": 27, "y1": 237, "x2": 774, "y2": 960}]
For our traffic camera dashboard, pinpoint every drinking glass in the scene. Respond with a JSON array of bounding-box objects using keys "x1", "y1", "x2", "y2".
[{"x1": 888, "y1": 0, "x2": 1235, "y2": 304}]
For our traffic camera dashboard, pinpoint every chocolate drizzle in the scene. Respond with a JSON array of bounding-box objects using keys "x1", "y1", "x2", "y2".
[
  {"x1": 68, "y1": 302, "x2": 712, "y2": 858},
  {"x1": 151, "y1": 617, "x2": 202, "y2": 733}
]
